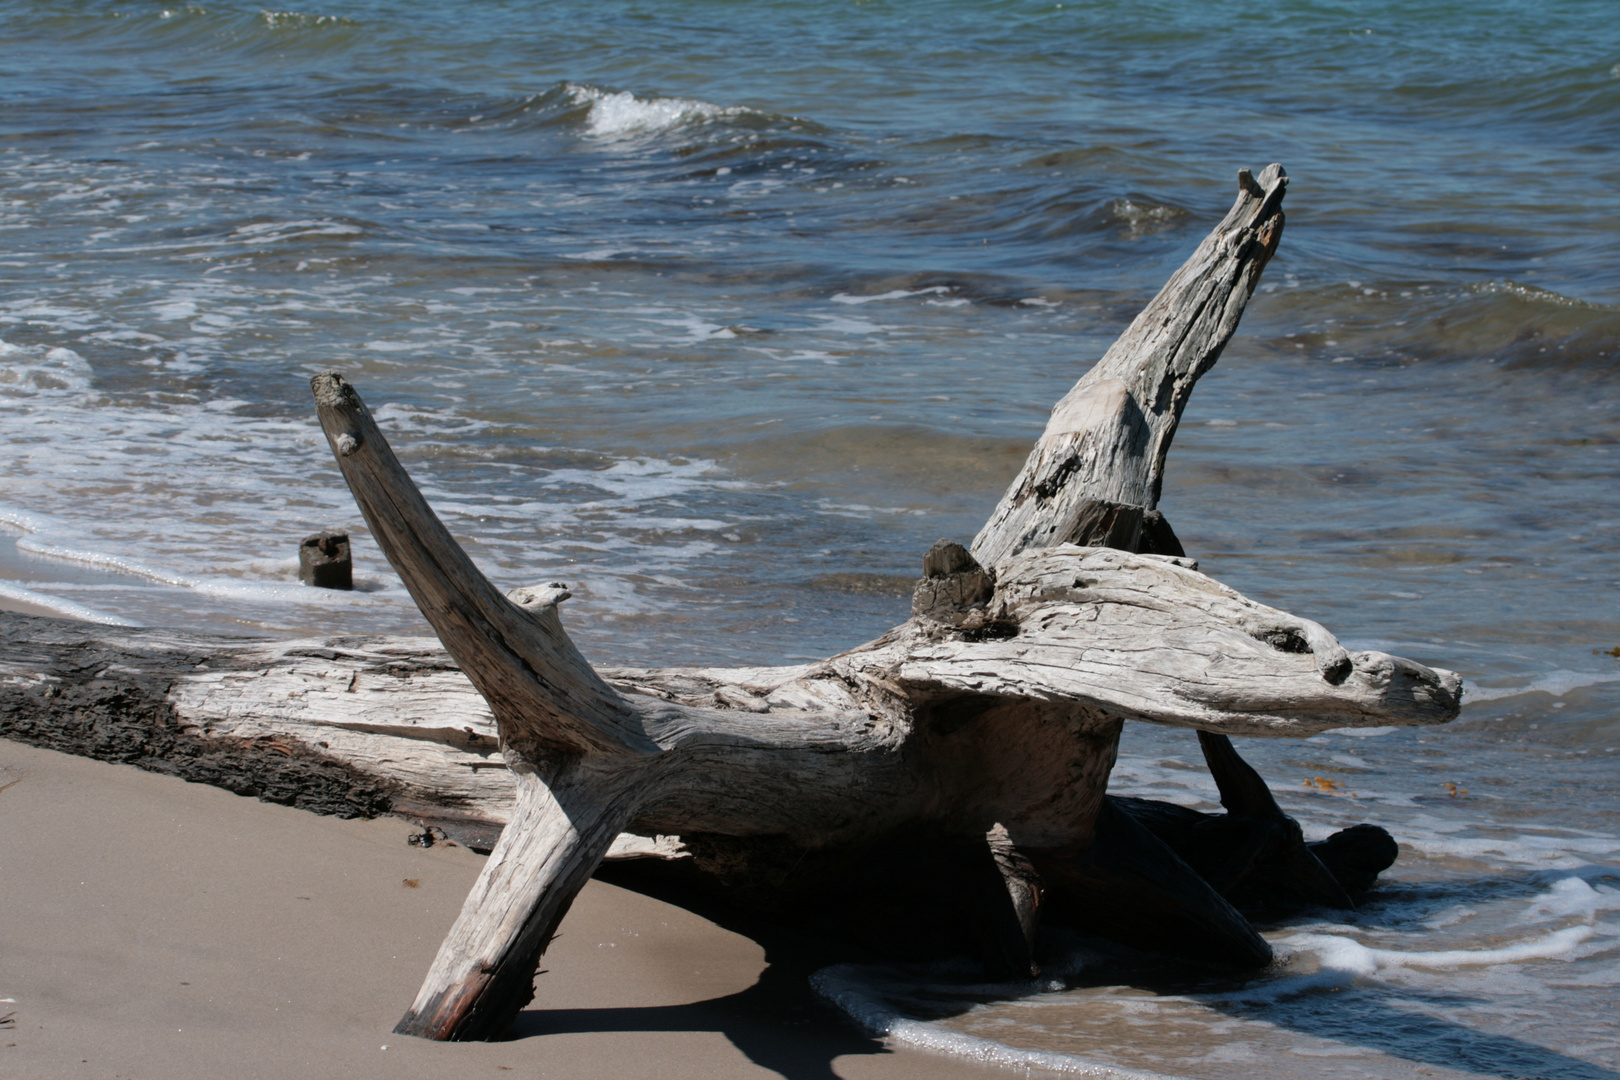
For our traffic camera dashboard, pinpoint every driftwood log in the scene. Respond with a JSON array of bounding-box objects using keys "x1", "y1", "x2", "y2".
[{"x1": 0, "y1": 164, "x2": 1461, "y2": 1043}]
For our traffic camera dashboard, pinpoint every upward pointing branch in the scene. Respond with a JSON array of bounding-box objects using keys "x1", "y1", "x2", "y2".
[
  {"x1": 973, "y1": 164, "x2": 1288, "y2": 570},
  {"x1": 311, "y1": 372, "x2": 655, "y2": 759}
]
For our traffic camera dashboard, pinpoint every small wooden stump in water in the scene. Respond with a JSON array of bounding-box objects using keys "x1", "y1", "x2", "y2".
[{"x1": 299, "y1": 531, "x2": 351, "y2": 590}]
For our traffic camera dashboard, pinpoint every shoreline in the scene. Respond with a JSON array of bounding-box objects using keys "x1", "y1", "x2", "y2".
[
  {"x1": 0, "y1": 531, "x2": 142, "y2": 625},
  {"x1": 0, "y1": 738, "x2": 1014, "y2": 1080},
  {"x1": 0, "y1": 590, "x2": 64, "y2": 619}
]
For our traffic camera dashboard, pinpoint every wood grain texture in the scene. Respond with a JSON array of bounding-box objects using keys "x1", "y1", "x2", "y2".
[
  {"x1": 393, "y1": 759, "x2": 644, "y2": 1040},
  {"x1": 312, "y1": 373, "x2": 650, "y2": 760}
]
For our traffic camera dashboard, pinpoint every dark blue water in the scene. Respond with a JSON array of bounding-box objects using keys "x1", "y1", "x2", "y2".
[{"x1": 2, "y1": 2, "x2": 1618, "y2": 1076}]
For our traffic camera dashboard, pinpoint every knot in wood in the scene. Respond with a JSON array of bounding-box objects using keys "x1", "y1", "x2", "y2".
[{"x1": 913, "y1": 540, "x2": 995, "y2": 627}]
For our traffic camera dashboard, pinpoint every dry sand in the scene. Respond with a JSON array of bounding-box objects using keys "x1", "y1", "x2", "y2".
[{"x1": 0, "y1": 736, "x2": 1014, "y2": 1080}]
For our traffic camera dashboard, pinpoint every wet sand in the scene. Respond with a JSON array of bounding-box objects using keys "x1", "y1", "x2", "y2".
[
  {"x1": 0, "y1": 736, "x2": 1013, "y2": 1080},
  {"x1": 0, "y1": 542, "x2": 140, "y2": 627},
  {"x1": 0, "y1": 592, "x2": 60, "y2": 619}
]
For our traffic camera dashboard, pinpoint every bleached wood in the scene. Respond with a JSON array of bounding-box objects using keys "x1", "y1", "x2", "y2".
[
  {"x1": 312, "y1": 373, "x2": 651, "y2": 761},
  {"x1": 0, "y1": 544, "x2": 1454, "y2": 820},
  {"x1": 883, "y1": 545, "x2": 1455, "y2": 736},
  {"x1": 0, "y1": 165, "x2": 1468, "y2": 1042},
  {"x1": 394, "y1": 760, "x2": 645, "y2": 1040},
  {"x1": 0, "y1": 616, "x2": 516, "y2": 824},
  {"x1": 973, "y1": 164, "x2": 1288, "y2": 569}
]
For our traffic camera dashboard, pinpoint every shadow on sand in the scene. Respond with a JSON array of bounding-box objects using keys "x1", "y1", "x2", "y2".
[
  {"x1": 508, "y1": 863, "x2": 1620, "y2": 1080},
  {"x1": 510, "y1": 862, "x2": 901, "y2": 1080}
]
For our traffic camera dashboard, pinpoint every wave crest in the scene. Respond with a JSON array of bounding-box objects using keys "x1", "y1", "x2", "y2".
[
  {"x1": 0, "y1": 339, "x2": 94, "y2": 398},
  {"x1": 258, "y1": 10, "x2": 359, "y2": 30},
  {"x1": 564, "y1": 84, "x2": 754, "y2": 141}
]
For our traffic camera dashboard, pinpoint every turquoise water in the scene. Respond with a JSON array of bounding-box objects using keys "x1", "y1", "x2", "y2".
[{"x1": 2, "y1": 2, "x2": 1618, "y2": 1076}]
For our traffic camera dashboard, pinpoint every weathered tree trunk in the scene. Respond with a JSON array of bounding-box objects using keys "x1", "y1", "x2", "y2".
[{"x1": 0, "y1": 164, "x2": 1462, "y2": 1042}]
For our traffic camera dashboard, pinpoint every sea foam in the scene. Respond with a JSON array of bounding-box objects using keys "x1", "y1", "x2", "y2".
[
  {"x1": 0, "y1": 340, "x2": 94, "y2": 396},
  {"x1": 566, "y1": 84, "x2": 748, "y2": 141},
  {"x1": 0, "y1": 579, "x2": 136, "y2": 626},
  {"x1": 811, "y1": 964, "x2": 1185, "y2": 1080}
]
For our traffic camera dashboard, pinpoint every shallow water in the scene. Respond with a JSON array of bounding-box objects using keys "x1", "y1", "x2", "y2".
[{"x1": 3, "y1": 2, "x2": 1618, "y2": 1076}]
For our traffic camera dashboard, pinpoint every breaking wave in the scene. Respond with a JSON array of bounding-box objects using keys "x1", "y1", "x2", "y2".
[{"x1": 565, "y1": 84, "x2": 755, "y2": 141}]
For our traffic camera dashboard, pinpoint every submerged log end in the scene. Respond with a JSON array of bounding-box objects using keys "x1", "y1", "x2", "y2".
[{"x1": 1309, "y1": 823, "x2": 1399, "y2": 894}]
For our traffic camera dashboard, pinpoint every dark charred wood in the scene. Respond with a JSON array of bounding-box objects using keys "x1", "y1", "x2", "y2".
[
  {"x1": 1111, "y1": 790, "x2": 1400, "y2": 912},
  {"x1": 1108, "y1": 795, "x2": 1207, "y2": 849},
  {"x1": 299, "y1": 530, "x2": 353, "y2": 590},
  {"x1": 0, "y1": 630, "x2": 394, "y2": 819},
  {"x1": 1189, "y1": 731, "x2": 1353, "y2": 910},
  {"x1": 912, "y1": 539, "x2": 996, "y2": 626}
]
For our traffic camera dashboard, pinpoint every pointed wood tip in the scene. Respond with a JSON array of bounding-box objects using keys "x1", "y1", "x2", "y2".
[
  {"x1": 1240, "y1": 164, "x2": 1288, "y2": 194},
  {"x1": 311, "y1": 372, "x2": 369, "y2": 455}
]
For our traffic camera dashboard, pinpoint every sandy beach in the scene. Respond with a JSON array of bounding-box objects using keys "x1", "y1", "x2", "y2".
[{"x1": 0, "y1": 729, "x2": 1012, "y2": 1080}]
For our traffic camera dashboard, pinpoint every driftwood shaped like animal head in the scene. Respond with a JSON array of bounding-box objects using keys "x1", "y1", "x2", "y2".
[
  {"x1": 899, "y1": 540, "x2": 1459, "y2": 736},
  {"x1": 311, "y1": 163, "x2": 1461, "y2": 1041}
]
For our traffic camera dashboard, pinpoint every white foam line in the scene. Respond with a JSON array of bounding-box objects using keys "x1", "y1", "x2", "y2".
[
  {"x1": 1521, "y1": 876, "x2": 1620, "y2": 922},
  {"x1": 810, "y1": 966, "x2": 1188, "y2": 1080},
  {"x1": 2, "y1": 508, "x2": 402, "y2": 611},
  {"x1": 0, "y1": 506, "x2": 49, "y2": 536},
  {"x1": 1464, "y1": 670, "x2": 1620, "y2": 703},
  {"x1": 13, "y1": 537, "x2": 195, "y2": 588},
  {"x1": 1214, "y1": 924, "x2": 1607, "y2": 1006},
  {"x1": 1398, "y1": 831, "x2": 1620, "y2": 866},
  {"x1": 0, "y1": 580, "x2": 137, "y2": 626},
  {"x1": 830, "y1": 287, "x2": 952, "y2": 305},
  {"x1": 1318, "y1": 725, "x2": 1401, "y2": 738},
  {"x1": 1290, "y1": 925, "x2": 1597, "y2": 976}
]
